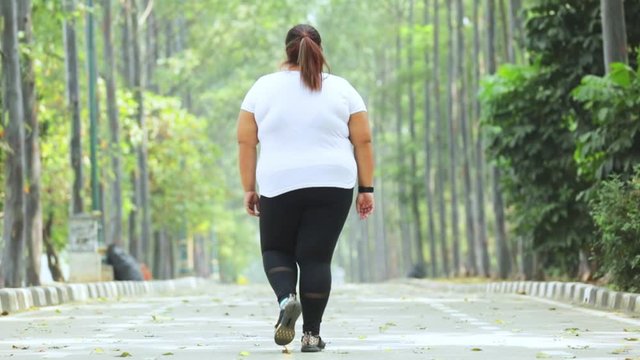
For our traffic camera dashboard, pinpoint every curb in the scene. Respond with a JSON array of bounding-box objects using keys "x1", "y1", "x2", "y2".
[
  {"x1": 408, "y1": 279, "x2": 639, "y2": 315},
  {"x1": 0, "y1": 277, "x2": 205, "y2": 315}
]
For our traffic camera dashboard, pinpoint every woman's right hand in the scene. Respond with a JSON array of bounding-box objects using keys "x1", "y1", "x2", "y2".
[
  {"x1": 244, "y1": 191, "x2": 260, "y2": 217},
  {"x1": 356, "y1": 193, "x2": 374, "y2": 220}
]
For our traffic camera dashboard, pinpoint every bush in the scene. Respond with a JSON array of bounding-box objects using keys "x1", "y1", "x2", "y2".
[{"x1": 589, "y1": 169, "x2": 640, "y2": 292}]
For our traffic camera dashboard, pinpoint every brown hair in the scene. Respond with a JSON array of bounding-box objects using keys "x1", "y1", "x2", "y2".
[{"x1": 285, "y1": 24, "x2": 328, "y2": 91}]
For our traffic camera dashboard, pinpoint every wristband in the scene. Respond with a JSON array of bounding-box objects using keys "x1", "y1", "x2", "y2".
[{"x1": 358, "y1": 186, "x2": 374, "y2": 193}]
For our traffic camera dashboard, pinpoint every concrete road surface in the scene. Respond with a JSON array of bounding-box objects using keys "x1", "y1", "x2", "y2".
[{"x1": 1, "y1": 281, "x2": 639, "y2": 359}]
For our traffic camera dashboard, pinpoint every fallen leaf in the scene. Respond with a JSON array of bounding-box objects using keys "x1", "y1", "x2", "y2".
[
  {"x1": 117, "y1": 351, "x2": 132, "y2": 357},
  {"x1": 471, "y1": 348, "x2": 482, "y2": 351},
  {"x1": 536, "y1": 352, "x2": 552, "y2": 358},
  {"x1": 624, "y1": 337, "x2": 639, "y2": 341},
  {"x1": 611, "y1": 347, "x2": 630, "y2": 355},
  {"x1": 93, "y1": 348, "x2": 104, "y2": 353},
  {"x1": 239, "y1": 350, "x2": 250, "y2": 356},
  {"x1": 162, "y1": 352, "x2": 174, "y2": 356}
]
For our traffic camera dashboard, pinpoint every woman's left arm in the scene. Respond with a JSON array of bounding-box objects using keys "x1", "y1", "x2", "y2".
[{"x1": 237, "y1": 110, "x2": 260, "y2": 216}]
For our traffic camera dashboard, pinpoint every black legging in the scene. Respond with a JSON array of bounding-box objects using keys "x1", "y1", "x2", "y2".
[{"x1": 259, "y1": 187, "x2": 353, "y2": 335}]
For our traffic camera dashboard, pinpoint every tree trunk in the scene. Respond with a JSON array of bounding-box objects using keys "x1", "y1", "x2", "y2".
[
  {"x1": 144, "y1": 0, "x2": 158, "y2": 91},
  {"x1": 509, "y1": 0, "x2": 523, "y2": 63},
  {"x1": 128, "y1": 171, "x2": 141, "y2": 260},
  {"x1": 456, "y1": 0, "x2": 478, "y2": 277},
  {"x1": 130, "y1": 0, "x2": 153, "y2": 267},
  {"x1": 102, "y1": 0, "x2": 123, "y2": 247},
  {"x1": 63, "y1": 0, "x2": 83, "y2": 215},
  {"x1": 433, "y1": 0, "x2": 450, "y2": 277},
  {"x1": 423, "y1": 0, "x2": 438, "y2": 278},
  {"x1": 498, "y1": 0, "x2": 511, "y2": 63},
  {"x1": 473, "y1": 0, "x2": 490, "y2": 278},
  {"x1": 120, "y1": 1, "x2": 132, "y2": 86},
  {"x1": 374, "y1": 50, "x2": 390, "y2": 281},
  {"x1": 601, "y1": 0, "x2": 628, "y2": 72},
  {"x1": 17, "y1": 0, "x2": 42, "y2": 286},
  {"x1": 43, "y1": 212, "x2": 64, "y2": 282},
  {"x1": 406, "y1": 0, "x2": 426, "y2": 273},
  {"x1": 395, "y1": 9, "x2": 413, "y2": 275},
  {"x1": 2, "y1": 0, "x2": 27, "y2": 288},
  {"x1": 487, "y1": 0, "x2": 509, "y2": 279},
  {"x1": 446, "y1": 0, "x2": 460, "y2": 276}
]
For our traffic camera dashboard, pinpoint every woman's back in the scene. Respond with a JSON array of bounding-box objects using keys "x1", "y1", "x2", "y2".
[{"x1": 241, "y1": 70, "x2": 366, "y2": 197}]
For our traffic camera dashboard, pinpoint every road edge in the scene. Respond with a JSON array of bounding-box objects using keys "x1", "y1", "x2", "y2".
[
  {"x1": 0, "y1": 277, "x2": 205, "y2": 315},
  {"x1": 406, "y1": 279, "x2": 640, "y2": 315}
]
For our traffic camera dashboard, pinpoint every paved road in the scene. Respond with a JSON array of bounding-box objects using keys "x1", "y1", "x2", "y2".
[{"x1": 1, "y1": 281, "x2": 639, "y2": 359}]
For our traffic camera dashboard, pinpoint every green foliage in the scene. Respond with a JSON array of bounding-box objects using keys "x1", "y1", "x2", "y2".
[
  {"x1": 480, "y1": 61, "x2": 593, "y2": 274},
  {"x1": 572, "y1": 61, "x2": 640, "y2": 181},
  {"x1": 480, "y1": 0, "x2": 640, "y2": 277},
  {"x1": 589, "y1": 169, "x2": 640, "y2": 292}
]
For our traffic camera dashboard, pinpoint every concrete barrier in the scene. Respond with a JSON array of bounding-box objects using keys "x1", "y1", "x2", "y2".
[
  {"x1": 30, "y1": 287, "x2": 47, "y2": 307},
  {"x1": 620, "y1": 293, "x2": 637, "y2": 312},
  {"x1": 608, "y1": 292, "x2": 622, "y2": 310},
  {"x1": 14, "y1": 289, "x2": 34, "y2": 310},
  {"x1": 0, "y1": 289, "x2": 19, "y2": 312}
]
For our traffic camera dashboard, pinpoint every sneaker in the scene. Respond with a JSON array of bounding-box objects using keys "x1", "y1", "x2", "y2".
[
  {"x1": 274, "y1": 294, "x2": 301, "y2": 346},
  {"x1": 301, "y1": 332, "x2": 326, "y2": 352}
]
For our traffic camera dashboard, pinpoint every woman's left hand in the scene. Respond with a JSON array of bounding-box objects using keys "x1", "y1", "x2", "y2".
[
  {"x1": 244, "y1": 191, "x2": 260, "y2": 217},
  {"x1": 356, "y1": 193, "x2": 374, "y2": 220}
]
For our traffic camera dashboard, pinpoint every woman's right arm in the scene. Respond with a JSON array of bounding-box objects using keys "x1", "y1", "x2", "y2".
[{"x1": 237, "y1": 110, "x2": 260, "y2": 216}]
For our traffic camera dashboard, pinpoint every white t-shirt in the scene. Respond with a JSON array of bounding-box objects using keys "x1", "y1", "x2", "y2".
[{"x1": 241, "y1": 71, "x2": 367, "y2": 197}]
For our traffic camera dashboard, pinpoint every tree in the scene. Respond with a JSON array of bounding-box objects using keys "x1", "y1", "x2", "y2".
[
  {"x1": 446, "y1": 0, "x2": 460, "y2": 275},
  {"x1": 423, "y1": 0, "x2": 438, "y2": 278},
  {"x1": 485, "y1": 0, "x2": 509, "y2": 279},
  {"x1": 63, "y1": 0, "x2": 83, "y2": 215},
  {"x1": 473, "y1": 0, "x2": 490, "y2": 278},
  {"x1": 395, "y1": 3, "x2": 413, "y2": 275},
  {"x1": 433, "y1": 0, "x2": 450, "y2": 276},
  {"x1": 18, "y1": 0, "x2": 42, "y2": 286},
  {"x1": 601, "y1": 0, "x2": 628, "y2": 72},
  {"x1": 456, "y1": 0, "x2": 478, "y2": 276},
  {"x1": 102, "y1": 0, "x2": 123, "y2": 246},
  {"x1": 130, "y1": 0, "x2": 153, "y2": 265},
  {"x1": 406, "y1": 0, "x2": 426, "y2": 273},
  {"x1": 2, "y1": 0, "x2": 27, "y2": 288}
]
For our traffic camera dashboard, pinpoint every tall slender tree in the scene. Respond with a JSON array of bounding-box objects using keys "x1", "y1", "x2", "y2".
[
  {"x1": 407, "y1": 0, "x2": 426, "y2": 272},
  {"x1": 130, "y1": 0, "x2": 153, "y2": 265},
  {"x1": 473, "y1": 0, "x2": 490, "y2": 277},
  {"x1": 102, "y1": 0, "x2": 123, "y2": 247},
  {"x1": 18, "y1": 0, "x2": 42, "y2": 286},
  {"x1": 487, "y1": 0, "x2": 509, "y2": 278},
  {"x1": 2, "y1": 0, "x2": 27, "y2": 288},
  {"x1": 63, "y1": 0, "x2": 83, "y2": 215},
  {"x1": 601, "y1": 0, "x2": 628, "y2": 72},
  {"x1": 433, "y1": 0, "x2": 450, "y2": 276},
  {"x1": 456, "y1": 0, "x2": 478, "y2": 276},
  {"x1": 446, "y1": 0, "x2": 460, "y2": 275},
  {"x1": 395, "y1": 3, "x2": 413, "y2": 274},
  {"x1": 423, "y1": 0, "x2": 438, "y2": 278}
]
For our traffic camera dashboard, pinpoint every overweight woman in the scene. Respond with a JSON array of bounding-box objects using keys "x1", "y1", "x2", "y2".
[{"x1": 237, "y1": 24, "x2": 375, "y2": 353}]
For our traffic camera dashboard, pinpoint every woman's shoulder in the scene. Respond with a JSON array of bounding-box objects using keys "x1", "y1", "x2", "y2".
[{"x1": 323, "y1": 73, "x2": 359, "y2": 91}]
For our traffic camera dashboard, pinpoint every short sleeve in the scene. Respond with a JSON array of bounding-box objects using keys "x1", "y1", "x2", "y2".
[
  {"x1": 240, "y1": 79, "x2": 261, "y2": 113},
  {"x1": 345, "y1": 81, "x2": 367, "y2": 114}
]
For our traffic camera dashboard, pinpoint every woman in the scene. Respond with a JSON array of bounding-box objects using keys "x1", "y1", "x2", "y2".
[{"x1": 237, "y1": 24, "x2": 374, "y2": 352}]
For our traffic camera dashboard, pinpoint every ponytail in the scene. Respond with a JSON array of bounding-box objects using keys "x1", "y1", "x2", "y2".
[
  {"x1": 298, "y1": 37, "x2": 326, "y2": 91},
  {"x1": 285, "y1": 24, "x2": 328, "y2": 92}
]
